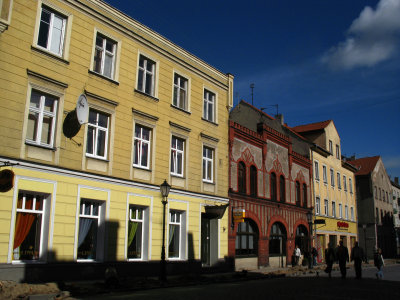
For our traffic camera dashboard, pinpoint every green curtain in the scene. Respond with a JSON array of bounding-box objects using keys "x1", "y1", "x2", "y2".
[{"x1": 128, "y1": 221, "x2": 138, "y2": 247}]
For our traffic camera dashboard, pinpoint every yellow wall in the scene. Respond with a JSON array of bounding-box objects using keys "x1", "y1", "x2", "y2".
[
  {"x1": 0, "y1": 0, "x2": 231, "y2": 264},
  {"x1": 312, "y1": 122, "x2": 358, "y2": 249}
]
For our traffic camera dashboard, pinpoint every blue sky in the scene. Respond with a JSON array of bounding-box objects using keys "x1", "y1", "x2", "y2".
[{"x1": 109, "y1": 0, "x2": 400, "y2": 178}]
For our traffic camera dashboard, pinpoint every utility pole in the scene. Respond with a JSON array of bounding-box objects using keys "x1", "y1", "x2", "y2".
[{"x1": 250, "y1": 83, "x2": 254, "y2": 106}]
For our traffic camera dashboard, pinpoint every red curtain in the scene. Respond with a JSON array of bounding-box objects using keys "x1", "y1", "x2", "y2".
[{"x1": 13, "y1": 212, "x2": 35, "y2": 250}]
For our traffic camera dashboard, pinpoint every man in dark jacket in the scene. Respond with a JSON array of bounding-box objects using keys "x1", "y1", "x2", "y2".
[
  {"x1": 350, "y1": 242, "x2": 365, "y2": 279},
  {"x1": 324, "y1": 243, "x2": 336, "y2": 278},
  {"x1": 337, "y1": 240, "x2": 349, "y2": 279}
]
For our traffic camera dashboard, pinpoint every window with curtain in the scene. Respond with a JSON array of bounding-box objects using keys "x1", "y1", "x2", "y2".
[
  {"x1": 93, "y1": 33, "x2": 116, "y2": 79},
  {"x1": 170, "y1": 136, "x2": 184, "y2": 177},
  {"x1": 169, "y1": 211, "x2": 181, "y2": 258},
  {"x1": 238, "y1": 162, "x2": 246, "y2": 194},
  {"x1": 133, "y1": 124, "x2": 151, "y2": 169},
  {"x1": 37, "y1": 6, "x2": 66, "y2": 56},
  {"x1": 127, "y1": 206, "x2": 143, "y2": 259},
  {"x1": 280, "y1": 175, "x2": 286, "y2": 202},
  {"x1": 13, "y1": 193, "x2": 44, "y2": 261},
  {"x1": 137, "y1": 54, "x2": 156, "y2": 96},
  {"x1": 271, "y1": 172, "x2": 277, "y2": 201},
  {"x1": 173, "y1": 73, "x2": 188, "y2": 110},
  {"x1": 77, "y1": 200, "x2": 101, "y2": 260},
  {"x1": 86, "y1": 109, "x2": 109, "y2": 160},
  {"x1": 250, "y1": 165, "x2": 257, "y2": 196}
]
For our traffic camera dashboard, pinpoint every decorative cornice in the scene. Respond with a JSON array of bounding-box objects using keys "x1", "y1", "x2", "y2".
[
  {"x1": 131, "y1": 108, "x2": 159, "y2": 121},
  {"x1": 85, "y1": 90, "x2": 119, "y2": 106},
  {"x1": 169, "y1": 121, "x2": 191, "y2": 132},
  {"x1": 200, "y1": 133, "x2": 219, "y2": 143},
  {"x1": 27, "y1": 69, "x2": 68, "y2": 88}
]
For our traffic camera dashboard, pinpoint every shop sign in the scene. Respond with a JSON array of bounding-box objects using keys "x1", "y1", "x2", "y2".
[
  {"x1": 233, "y1": 208, "x2": 245, "y2": 223},
  {"x1": 337, "y1": 221, "x2": 349, "y2": 230}
]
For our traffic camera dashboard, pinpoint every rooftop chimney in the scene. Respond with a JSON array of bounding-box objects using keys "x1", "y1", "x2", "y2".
[{"x1": 275, "y1": 114, "x2": 284, "y2": 125}]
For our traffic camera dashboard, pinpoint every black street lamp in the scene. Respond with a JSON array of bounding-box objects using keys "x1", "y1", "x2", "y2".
[
  {"x1": 306, "y1": 211, "x2": 313, "y2": 268},
  {"x1": 160, "y1": 179, "x2": 171, "y2": 282}
]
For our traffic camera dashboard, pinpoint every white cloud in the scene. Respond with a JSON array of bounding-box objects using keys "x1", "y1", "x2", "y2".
[{"x1": 322, "y1": 0, "x2": 400, "y2": 70}]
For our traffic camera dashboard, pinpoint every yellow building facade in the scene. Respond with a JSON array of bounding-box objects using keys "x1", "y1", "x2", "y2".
[
  {"x1": 0, "y1": 0, "x2": 233, "y2": 280},
  {"x1": 293, "y1": 121, "x2": 358, "y2": 261}
]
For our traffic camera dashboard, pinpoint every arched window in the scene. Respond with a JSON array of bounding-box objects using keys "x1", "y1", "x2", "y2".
[
  {"x1": 279, "y1": 175, "x2": 285, "y2": 202},
  {"x1": 295, "y1": 225, "x2": 309, "y2": 254},
  {"x1": 271, "y1": 172, "x2": 277, "y2": 201},
  {"x1": 250, "y1": 165, "x2": 257, "y2": 196},
  {"x1": 238, "y1": 162, "x2": 246, "y2": 194},
  {"x1": 235, "y1": 219, "x2": 258, "y2": 256},
  {"x1": 303, "y1": 183, "x2": 307, "y2": 208},
  {"x1": 295, "y1": 181, "x2": 301, "y2": 206},
  {"x1": 269, "y1": 222, "x2": 287, "y2": 256}
]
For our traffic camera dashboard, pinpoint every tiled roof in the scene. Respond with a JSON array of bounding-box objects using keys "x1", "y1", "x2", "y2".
[
  {"x1": 292, "y1": 120, "x2": 332, "y2": 133},
  {"x1": 347, "y1": 156, "x2": 380, "y2": 176}
]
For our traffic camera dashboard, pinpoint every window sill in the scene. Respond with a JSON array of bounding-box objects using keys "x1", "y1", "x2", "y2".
[
  {"x1": 171, "y1": 173, "x2": 185, "y2": 179},
  {"x1": 171, "y1": 104, "x2": 191, "y2": 115},
  {"x1": 85, "y1": 155, "x2": 110, "y2": 162},
  {"x1": 134, "y1": 89, "x2": 159, "y2": 102},
  {"x1": 201, "y1": 117, "x2": 218, "y2": 126},
  {"x1": 25, "y1": 141, "x2": 56, "y2": 151},
  {"x1": 88, "y1": 70, "x2": 119, "y2": 85},
  {"x1": 31, "y1": 46, "x2": 70, "y2": 65},
  {"x1": 133, "y1": 165, "x2": 152, "y2": 172},
  {"x1": 202, "y1": 180, "x2": 215, "y2": 185}
]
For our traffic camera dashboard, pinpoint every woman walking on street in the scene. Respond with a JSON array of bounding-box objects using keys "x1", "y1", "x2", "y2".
[{"x1": 374, "y1": 248, "x2": 384, "y2": 280}]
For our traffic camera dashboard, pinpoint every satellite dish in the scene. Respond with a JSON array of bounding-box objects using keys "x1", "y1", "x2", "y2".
[
  {"x1": 76, "y1": 94, "x2": 89, "y2": 125},
  {"x1": 0, "y1": 169, "x2": 15, "y2": 193},
  {"x1": 62, "y1": 94, "x2": 89, "y2": 139}
]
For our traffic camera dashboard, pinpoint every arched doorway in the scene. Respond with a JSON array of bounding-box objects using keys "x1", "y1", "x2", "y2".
[
  {"x1": 269, "y1": 222, "x2": 287, "y2": 268},
  {"x1": 235, "y1": 219, "x2": 259, "y2": 270},
  {"x1": 295, "y1": 225, "x2": 309, "y2": 257}
]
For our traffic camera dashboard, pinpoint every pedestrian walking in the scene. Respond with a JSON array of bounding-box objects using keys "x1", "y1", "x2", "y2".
[
  {"x1": 374, "y1": 248, "x2": 384, "y2": 280},
  {"x1": 311, "y1": 247, "x2": 318, "y2": 267},
  {"x1": 294, "y1": 245, "x2": 301, "y2": 266},
  {"x1": 337, "y1": 240, "x2": 349, "y2": 279},
  {"x1": 350, "y1": 241, "x2": 364, "y2": 279},
  {"x1": 324, "y1": 243, "x2": 335, "y2": 278}
]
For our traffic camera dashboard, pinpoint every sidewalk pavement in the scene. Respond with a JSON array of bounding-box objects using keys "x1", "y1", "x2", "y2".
[{"x1": 1, "y1": 259, "x2": 398, "y2": 300}]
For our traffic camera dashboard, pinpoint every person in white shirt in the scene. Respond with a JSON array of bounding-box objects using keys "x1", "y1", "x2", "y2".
[{"x1": 294, "y1": 245, "x2": 301, "y2": 266}]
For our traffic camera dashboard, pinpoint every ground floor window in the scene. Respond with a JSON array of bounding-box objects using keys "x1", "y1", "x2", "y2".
[
  {"x1": 169, "y1": 211, "x2": 181, "y2": 259},
  {"x1": 235, "y1": 219, "x2": 258, "y2": 256},
  {"x1": 295, "y1": 225, "x2": 309, "y2": 255},
  {"x1": 127, "y1": 206, "x2": 144, "y2": 259},
  {"x1": 13, "y1": 192, "x2": 45, "y2": 261},
  {"x1": 269, "y1": 222, "x2": 287, "y2": 256}
]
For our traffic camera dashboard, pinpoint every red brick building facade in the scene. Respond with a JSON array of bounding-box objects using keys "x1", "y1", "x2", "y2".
[{"x1": 229, "y1": 101, "x2": 313, "y2": 268}]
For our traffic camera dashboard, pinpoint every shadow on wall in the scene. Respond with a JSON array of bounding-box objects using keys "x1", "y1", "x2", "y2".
[{"x1": 3, "y1": 220, "x2": 232, "y2": 283}]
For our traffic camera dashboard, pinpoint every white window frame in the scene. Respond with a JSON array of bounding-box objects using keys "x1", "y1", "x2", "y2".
[
  {"x1": 315, "y1": 197, "x2": 320, "y2": 215},
  {"x1": 314, "y1": 161, "x2": 319, "y2": 181},
  {"x1": 77, "y1": 200, "x2": 104, "y2": 262},
  {"x1": 133, "y1": 124, "x2": 151, "y2": 169},
  {"x1": 168, "y1": 210, "x2": 182, "y2": 259},
  {"x1": 345, "y1": 205, "x2": 348, "y2": 220},
  {"x1": 337, "y1": 172, "x2": 341, "y2": 189},
  {"x1": 324, "y1": 199, "x2": 329, "y2": 216},
  {"x1": 173, "y1": 73, "x2": 188, "y2": 110},
  {"x1": 170, "y1": 136, "x2": 185, "y2": 177},
  {"x1": 86, "y1": 109, "x2": 109, "y2": 160},
  {"x1": 323, "y1": 165, "x2": 327, "y2": 184},
  {"x1": 336, "y1": 145, "x2": 340, "y2": 159},
  {"x1": 339, "y1": 203, "x2": 342, "y2": 219},
  {"x1": 36, "y1": 5, "x2": 66, "y2": 57},
  {"x1": 343, "y1": 175, "x2": 347, "y2": 191},
  {"x1": 202, "y1": 146, "x2": 214, "y2": 183},
  {"x1": 332, "y1": 201, "x2": 336, "y2": 218},
  {"x1": 127, "y1": 206, "x2": 144, "y2": 260},
  {"x1": 93, "y1": 32, "x2": 116, "y2": 79},
  {"x1": 12, "y1": 192, "x2": 47, "y2": 262},
  {"x1": 203, "y1": 89, "x2": 215, "y2": 122},
  {"x1": 330, "y1": 168, "x2": 335, "y2": 187},
  {"x1": 137, "y1": 54, "x2": 156, "y2": 96},
  {"x1": 26, "y1": 89, "x2": 58, "y2": 148}
]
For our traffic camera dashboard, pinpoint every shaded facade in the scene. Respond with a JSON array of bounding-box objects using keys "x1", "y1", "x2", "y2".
[
  {"x1": 228, "y1": 101, "x2": 313, "y2": 269},
  {"x1": 0, "y1": 0, "x2": 233, "y2": 281},
  {"x1": 348, "y1": 156, "x2": 396, "y2": 258},
  {"x1": 390, "y1": 177, "x2": 400, "y2": 256}
]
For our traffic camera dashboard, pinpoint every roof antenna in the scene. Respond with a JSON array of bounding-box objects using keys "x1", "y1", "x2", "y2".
[{"x1": 250, "y1": 83, "x2": 255, "y2": 105}]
